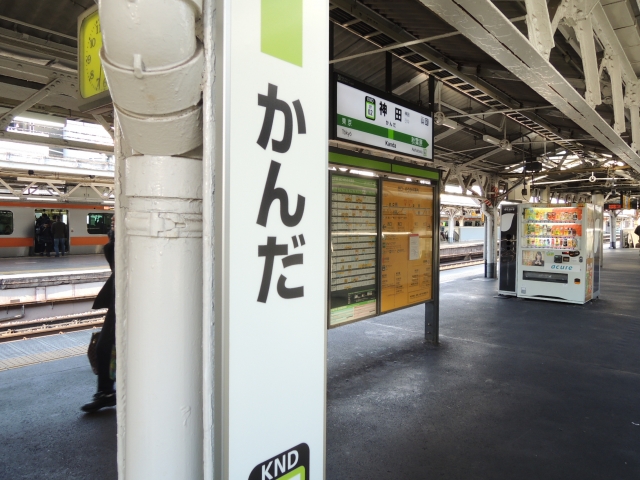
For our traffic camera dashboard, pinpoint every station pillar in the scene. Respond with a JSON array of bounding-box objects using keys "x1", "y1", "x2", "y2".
[
  {"x1": 484, "y1": 204, "x2": 497, "y2": 278},
  {"x1": 592, "y1": 193, "x2": 605, "y2": 268},
  {"x1": 101, "y1": 1, "x2": 204, "y2": 478},
  {"x1": 448, "y1": 214, "x2": 456, "y2": 243},
  {"x1": 610, "y1": 211, "x2": 618, "y2": 249}
]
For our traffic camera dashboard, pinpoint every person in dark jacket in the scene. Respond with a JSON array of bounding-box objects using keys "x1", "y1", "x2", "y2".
[
  {"x1": 51, "y1": 215, "x2": 66, "y2": 257},
  {"x1": 40, "y1": 222, "x2": 53, "y2": 257},
  {"x1": 82, "y1": 218, "x2": 116, "y2": 412}
]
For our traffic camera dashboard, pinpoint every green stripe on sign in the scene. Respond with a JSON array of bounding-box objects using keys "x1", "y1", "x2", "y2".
[
  {"x1": 261, "y1": 0, "x2": 303, "y2": 66},
  {"x1": 392, "y1": 164, "x2": 439, "y2": 180},
  {"x1": 329, "y1": 151, "x2": 392, "y2": 172},
  {"x1": 337, "y1": 114, "x2": 429, "y2": 149}
]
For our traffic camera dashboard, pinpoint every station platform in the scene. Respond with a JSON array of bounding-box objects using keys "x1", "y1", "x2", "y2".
[
  {"x1": 1, "y1": 249, "x2": 639, "y2": 479},
  {"x1": 0, "y1": 255, "x2": 109, "y2": 314}
]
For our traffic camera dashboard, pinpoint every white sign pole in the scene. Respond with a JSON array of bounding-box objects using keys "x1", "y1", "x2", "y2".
[{"x1": 214, "y1": 1, "x2": 328, "y2": 478}]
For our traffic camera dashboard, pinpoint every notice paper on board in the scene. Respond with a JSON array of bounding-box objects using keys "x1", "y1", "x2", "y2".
[{"x1": 409, "y1": 234, "x2": 420, "y2": 261}]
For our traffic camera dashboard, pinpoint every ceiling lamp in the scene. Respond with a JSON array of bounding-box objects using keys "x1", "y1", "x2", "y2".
[
  {"x1": 434, "y1": 112, "x2": 459, "y2": 129},
  {"x1": 482, "y1": 134, "x2": 511, "y2": 150}
]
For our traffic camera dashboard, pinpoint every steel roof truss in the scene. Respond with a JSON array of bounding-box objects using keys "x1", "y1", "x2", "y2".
[{"x1": 419, "y1": 0, "x2": 640, "y2": 173}]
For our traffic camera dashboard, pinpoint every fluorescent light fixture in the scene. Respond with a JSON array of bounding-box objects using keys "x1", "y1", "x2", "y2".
[
  {"x1": 483, "y1": 134, "x2": 500, "y2": 146},
  {"x1": 103, "y1": 200, "x2": 115, "y2": 205},
  {"x1": 406, "y1": 178, "x2": 412, "y2": 182},
  {"x1": 483, "y1": 135, "x2": 511, "y2": 150},
  {"x1": 434, "y1": 112, "x2": 459, "y2": 129},
  {"x1": 349, "y1": 169, "x2": 376, "y2": 177},
  {"x1": 602, "y1": 154, "x2": 612, "y2": 158},
  {"x1": 338, "y1": 167, "x2": 348, "y2": 172},
  {"x1": 17, "y1": 177, "x2": 66, "y2": 184},
  {"x1": 25, "y1": 196, "x2": 58, "y2": 201}
]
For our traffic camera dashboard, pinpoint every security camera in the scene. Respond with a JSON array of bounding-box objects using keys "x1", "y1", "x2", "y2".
[{"x1": 521, "y1": 188, "x2": 528, "y2": 197}]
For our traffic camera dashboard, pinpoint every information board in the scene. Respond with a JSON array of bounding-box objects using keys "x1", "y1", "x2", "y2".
[
  {"x1": 380, "y1": 181, "x2": 434, "y2": 312},
  {"x1": 330, "y1": 175, "x2": 378, "y2": 326},
  {"x1": 334, "y1": 77, "x2": 433, "y2": 160}
]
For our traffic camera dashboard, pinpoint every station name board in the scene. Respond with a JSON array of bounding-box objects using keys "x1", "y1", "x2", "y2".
[{"x1": 333, "y1": 75, "x2": 433, "y2": 160}]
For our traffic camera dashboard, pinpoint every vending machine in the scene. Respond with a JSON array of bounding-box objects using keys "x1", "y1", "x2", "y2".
[{"x1": 516, "y1": 203, "x2": 601, "y2": 304}]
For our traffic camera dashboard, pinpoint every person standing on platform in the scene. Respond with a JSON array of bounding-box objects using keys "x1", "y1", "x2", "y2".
[
  {"x1": 635, "y1": 223, "x2": 640, "y2": 256},
  {"x1": 82, "y1": 217, "x2": 116, "y2": 412},
  {"x1": 41, "y1": 222, "x2": 53, "y2": 257},
  {"x1": 51, "y1": 215, "x2": 66, "y2": 257}
]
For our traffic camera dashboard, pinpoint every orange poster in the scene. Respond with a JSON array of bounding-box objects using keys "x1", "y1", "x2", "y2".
[{"x1": 380, "y1": 181, "x2": 434, "y2": 313}]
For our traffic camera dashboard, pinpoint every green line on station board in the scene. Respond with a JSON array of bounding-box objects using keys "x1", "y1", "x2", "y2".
[
  {"x1": 337, "y1": 114, "x2": 429, "y2": 149},
  {"x1": 392, "y1": 164, "x2": 439, "y2": 180},
  {"x1": 329, "y1": 152, "x2": 391, "y2": 172}
]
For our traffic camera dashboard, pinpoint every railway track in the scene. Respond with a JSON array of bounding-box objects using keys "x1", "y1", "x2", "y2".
[
  {"x1": 0, "y1": 309, "x2": 106, "y2": 342},
  {"x1": 1, "y1": 253, "x2": 482, "y2": 342}
]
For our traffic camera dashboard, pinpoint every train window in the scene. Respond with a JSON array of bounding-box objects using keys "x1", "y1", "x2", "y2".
[
  {"x1": 87, "y1": 213, "x2": 113, "y2": 235},
  {"x1": 0, "y1": 211, "x2": 12, "y2": 235}
]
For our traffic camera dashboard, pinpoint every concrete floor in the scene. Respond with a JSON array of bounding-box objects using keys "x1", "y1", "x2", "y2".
[{"x1": 1, "y1": 249, "x2": 639, "y2": 479}]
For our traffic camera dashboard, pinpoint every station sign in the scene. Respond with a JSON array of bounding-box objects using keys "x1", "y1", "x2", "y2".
[
  {"x1": 215, "y1": 0, "x2": 327, "y2": 477},
  {"x1": 332, "y1": 74, "x2": 433, "y2": 160}
]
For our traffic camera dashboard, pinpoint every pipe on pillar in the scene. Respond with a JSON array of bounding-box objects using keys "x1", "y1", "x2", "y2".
[{"x1": 100, "y1": 0, "x2": 204, "y2": 477}]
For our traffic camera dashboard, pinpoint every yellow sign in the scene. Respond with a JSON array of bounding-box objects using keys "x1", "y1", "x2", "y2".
[
  {"x1": 380, "y1": 181, "x2": 434, "y2": 313},
  {"x1": 78, "y1": 7, "x2": 108, "y2": 99}
]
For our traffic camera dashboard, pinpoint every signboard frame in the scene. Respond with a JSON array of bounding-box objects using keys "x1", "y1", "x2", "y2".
[
  {"x1": 378, "y1": 177, "x2": 437, "y2": 315},
  {"x1": 327, "y1": 148, "x2": 440, "y2": 340},
  {"x1": 330, "y1": 73, "x2": 434, "y2": 161},
  {"x1": 328, "y1": 171, "x2": 381, "y2": 328}
]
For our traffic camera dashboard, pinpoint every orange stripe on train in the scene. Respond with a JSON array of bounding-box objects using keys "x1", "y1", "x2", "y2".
[
  {"x1": 0, "y1": 237, "x2": 108, "y2": 247},
  {"x1": 71, "y1": 236, "x2": 109, "y2": 246},
  {"x1": 0, "y1": 237, "x2": 34, "y2": 247}
]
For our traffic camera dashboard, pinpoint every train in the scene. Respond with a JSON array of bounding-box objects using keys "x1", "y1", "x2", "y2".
[{"x1": 0, "y1": 200, "x2": 113, "y2": 257}]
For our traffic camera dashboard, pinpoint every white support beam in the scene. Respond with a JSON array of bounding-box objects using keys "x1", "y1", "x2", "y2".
[
  {"x1": 523, "y1": 0, "x2": 554, "y2": 60},
  {"x1": 392, "y1": 72, "x2": 429, "y2": 95},
  {"x1": 461, "y1": 147, "x2": 503, "y2": 167},
  {"x1": 0, "y1": 130, "x2": 113, "y2": 154},
  {"x1": 92, "y1": 114, "x2": 115, "y2": 141},
  {"x1": 573, "y1": 14, "x2": 602, "y2": 108},
  {"x1": 630, "y1": 106, "x2": 640, "y2": 153},
  {"x1": 604, "y1": 54, "x2": 626, "y2": 134},
  {"x1": 419, "y1": 0, "x2": 640, "y2": 172},
  {"x1": 0, "y1": 78, "x2": 61, "y2": 131}
]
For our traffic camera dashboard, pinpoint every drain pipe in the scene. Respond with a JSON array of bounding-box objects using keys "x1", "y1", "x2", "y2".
[{"x1": 100, "y1": 0, "x2": 204, "y2": 478}]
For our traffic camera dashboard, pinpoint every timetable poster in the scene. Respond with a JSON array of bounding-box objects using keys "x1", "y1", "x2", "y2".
[
  {"x1": 380, "y1": 181, "x2": 433, "y2": 312},
  {"x1": 330, "y1": 175, "x2": 378, "y2": 326}
]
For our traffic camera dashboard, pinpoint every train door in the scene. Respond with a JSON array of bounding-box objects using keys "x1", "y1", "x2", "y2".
[{"x1": 35, "y1": 208, "x2": 70, "y2": 254}]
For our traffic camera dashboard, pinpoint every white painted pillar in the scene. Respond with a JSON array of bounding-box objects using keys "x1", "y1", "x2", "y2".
[
  {"x1": 592, "y1": 193, "x2": 604, "y2": 268},
  {"x1": 448, "y1": 214, "x2": 456, "y2": 243},
  {"x1": 484, "y1": 205, "x2": 497, "y2": 278},
  {"x1": 610, "y1": 211, "x2": 618, "y2": 249},
  {"x1": 100, "y1": 0, "x2": 205, "y2": 477}
]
